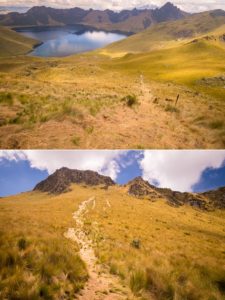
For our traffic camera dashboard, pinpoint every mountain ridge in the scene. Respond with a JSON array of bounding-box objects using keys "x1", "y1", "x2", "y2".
[
  {"x1": 33, "y1": 168, "x2": 225, "y2": 210},
  {"x1": 0, "y1": 2, "x2": 188, "y2": 33}
]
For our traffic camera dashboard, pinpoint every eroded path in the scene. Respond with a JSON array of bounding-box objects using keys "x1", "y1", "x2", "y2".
[{"x1": 64, "y1": 197, "x2": 130, "y2": 300}]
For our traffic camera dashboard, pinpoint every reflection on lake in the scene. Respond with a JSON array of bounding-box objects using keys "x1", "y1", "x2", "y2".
[{"x1": 16, "y1": 26, "x2": 127, "y2": 57}]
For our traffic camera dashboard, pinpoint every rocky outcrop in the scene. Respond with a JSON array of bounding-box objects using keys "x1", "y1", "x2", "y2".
[
  {"x1": 34, "y1": 167, "x2": 115, "y2": 194},
  {"x1": 202, "y1": 187, "x2": 225, "y2": 209},
  {"x1": 127, "y1": 177, "x2": 225, "y2": 211},
  {"x1": 33, "y1": 170, "x2": 224, "y2": 210},
  {"x1": 156, "y1": 188, "x2": 209, "y2": 210},
  {"x1": 127, "y1": 177, "x2": 160, "y2": 200}
]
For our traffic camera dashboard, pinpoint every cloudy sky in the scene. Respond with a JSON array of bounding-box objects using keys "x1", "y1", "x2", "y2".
[
  {"x1": 0, "y1": 150, "x2": 225, "y2": 196},
  {"x1": 0, "y1": 0, "x2": 224, "y2": 12}
]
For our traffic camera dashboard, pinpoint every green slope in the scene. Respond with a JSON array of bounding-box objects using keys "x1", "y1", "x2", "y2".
[
  {"x1": 0, "y1": 26, "x2": 39, "y2": 57},
  {"x1": 102, "y1": 10, "x2": 225, "y2": 55},
  {"x1": 102, "y1": 38, "x2": 225, "y2": 100}
]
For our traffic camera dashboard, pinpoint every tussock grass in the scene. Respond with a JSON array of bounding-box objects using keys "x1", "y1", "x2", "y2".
[
  {"x1": 0, "y1": 191, "x2": 89, "y2": 299},
  {"x1": 0, "y1": 92, "x2": 13, "y2": 105},
  {"x1": 165, "y1": 104, "x2": 180, "y2": 113},
  {"x1": 72, "y1": 136, "x2": 81, "y2": 146},
  {"x1": 208, "y1": 120, "x2": 224, "y2": 129},
  {"x1": 82, "y1": 185, "x2": 225, "y2": 299},
  {"x1": 129, "y1": 270, "x2": 146, "y2": 295}
]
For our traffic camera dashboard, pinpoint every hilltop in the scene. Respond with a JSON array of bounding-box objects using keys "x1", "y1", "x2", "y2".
[
  {"x1": 0, "y1": 171, "x2": 225, "y2": 299},
  {"x1": 34, "y1": 167, "x2": 115, "y2": 194},
  {"x1": 0, "y1": 2, "x2": 188, "y2": 33}
]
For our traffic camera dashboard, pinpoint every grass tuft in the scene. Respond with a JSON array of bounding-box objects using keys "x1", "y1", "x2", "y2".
[
  {"x1": 72, "y1": 136, "x2": 81, "y2": 146},
  {"x1": 129, "y1": 270, "x2": 146, "y2": 295},
  {"x1": 0, "y1": 92, "x2": 13, "y2": 105},
  {"x1": 165, "y1": 104, "x2": 180, "y2": 113},
  {"x1": 208, "y1": 120, "x2": 224, "y2": 130}
]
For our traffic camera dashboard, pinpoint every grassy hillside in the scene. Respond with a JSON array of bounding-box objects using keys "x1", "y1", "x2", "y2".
[
  {"x1": 0, "y1": 190, "x2": 88, "y2": 299},
  {"x1": 0, "y1": 14, "x2": 224, "y2": 149},
  {"x1": 0, "y1": 184, "x2": 225, "y2": 299},
  {"x1": 103, "y1": 10, "x2": 225, "y2": 54},
  {"x1": 104, "y1": 38, "x2": 225, "y2": 99},
  {"x1": 0, "y1": 26, "x2": 38, "y2": 57}
]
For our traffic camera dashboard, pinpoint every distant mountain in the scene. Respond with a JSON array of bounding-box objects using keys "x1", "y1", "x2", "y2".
[
  {"x1": 104, "y1": 9, "x2": 225, "y2": 53},
  {"x1": 127, "y1": 177, "x2": 207, "y2": 209},
  {"x1": 34, "y1": 169, "x2": 225, "y2": 210},
  {"x1": 34, "y1": 167, "x2": 115, "y2": 194},
  {"x1": 0, "y1": 2, "x2": 188, "y2": 33},
  {"x1": 0, "y1": 6, "x2": 29, "y2": 14}
]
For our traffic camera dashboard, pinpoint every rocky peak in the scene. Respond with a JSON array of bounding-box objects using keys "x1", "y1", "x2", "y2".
[
  {"x1": 127, "y1": 177, "x2": 159, "y2": 199},
  {"x1": 153, "y1": 2, "x2": 187, "y2": 22},
  {"x1": 34, "y1": 168, "x2": 115, "y2": 194},
  {"x1": 127, "y1": 177, "x2": 224, "y2": 211}
]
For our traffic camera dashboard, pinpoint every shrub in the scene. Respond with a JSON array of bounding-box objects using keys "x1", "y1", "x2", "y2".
[
  {"x1": 165, "y1": 104, "x2": 180, "y2": 113},
  {"x1": 72, "y1": 136, "x2": 80, "y2": 146},
  {"x1": 122, "y1": 95, "x2": 138, "y2": 107}
]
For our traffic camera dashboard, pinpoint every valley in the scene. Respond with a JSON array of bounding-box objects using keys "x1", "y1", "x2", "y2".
[{"x1": 0, "y1": 5, "x2": 224, "y2": 149}]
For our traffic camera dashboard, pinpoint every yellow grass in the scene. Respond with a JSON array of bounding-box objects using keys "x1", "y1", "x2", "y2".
[
  {"x1": 1, "y1": 184, "x2": 224, "y2": 299},
  {"x1": 0, "y1": 16, "x2": 224, "y2": 149}
]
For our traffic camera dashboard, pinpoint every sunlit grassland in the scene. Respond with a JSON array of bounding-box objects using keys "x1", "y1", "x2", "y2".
[
  {"x1": 82, "y1": 186, "x2": 225, "y2": 300},
  {"x1": 102, "y1": 40, "x2": 225, "y2": 101},
  {"x1": 0, "y1": 23, "x2": 224, "y2": 148},
  {"x1": 0, "y1": 185, "x2": 225, "y2": 299},
  {"x1": 0, "y1": 27, "x2": 38, "y2": 57},
  {"x1": 0, "y1": 189, "x2": 92, "y2": 299}
]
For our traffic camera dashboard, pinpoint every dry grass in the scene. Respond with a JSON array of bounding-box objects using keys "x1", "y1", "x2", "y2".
[
  {"x1": 0, "y1": 190, "x2": 90, "y2": 299},
  {"x1": 0, "y1": 185, "x2": 225, "y2": 299},
  {"x1": 0, "y1": 20, "x2": 224, "y2": 149},
  {"x1": 81, "y1": 185, "x2": 225, "y2": 300},
  {"x1": 0, "y1": 52, "x2": 224, "y2": 149}
]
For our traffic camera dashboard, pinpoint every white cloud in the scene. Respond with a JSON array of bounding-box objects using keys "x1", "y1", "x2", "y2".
[
  {"x1": 0, "y1": 150, "x2": 124, "y2": 180},
  {"x1": 0, "y1": 0, "x2": 224, "y2": 12},
  {"x1": 1, "y1": 150, "x2": 225, "y2": 191},
  {"x1": 140, "y1": 150, "x2": 225, "y2": 192}
]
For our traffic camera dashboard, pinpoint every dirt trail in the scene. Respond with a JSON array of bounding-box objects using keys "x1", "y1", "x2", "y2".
[{"x1": 64, "y1": 197, "x2": 130, "y2": 300}]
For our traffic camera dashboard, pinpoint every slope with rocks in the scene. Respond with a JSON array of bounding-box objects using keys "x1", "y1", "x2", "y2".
[
  {"x1": 202, "y1": 186, "x2": 225, "y2": 209},
  {"x1": 1, "y1": 173, "x2": 225, "y2": 299},
  {"x1": 127, "y1": 176, "x2": 224, "y2": 210},
  {"x1": 34, "y1": 167, "x2": 115, "y2": 194},
  {"x1": 34, "y1": 169, "x2": 225, "y2": 211}
]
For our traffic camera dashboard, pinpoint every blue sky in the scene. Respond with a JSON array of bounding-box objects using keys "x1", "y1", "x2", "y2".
[{"x1": 0, "y1": 150, "x2": 225, "y2": 197}]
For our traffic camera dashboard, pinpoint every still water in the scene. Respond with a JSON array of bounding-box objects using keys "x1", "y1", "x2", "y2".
[{"x1": 16, "y1": 25, "x2": 127, "y2": 57}]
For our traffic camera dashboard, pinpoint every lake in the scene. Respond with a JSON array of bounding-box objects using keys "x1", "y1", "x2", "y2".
[{"x1": 16, "y1": 25, "x2": 127, "y2": 57}]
